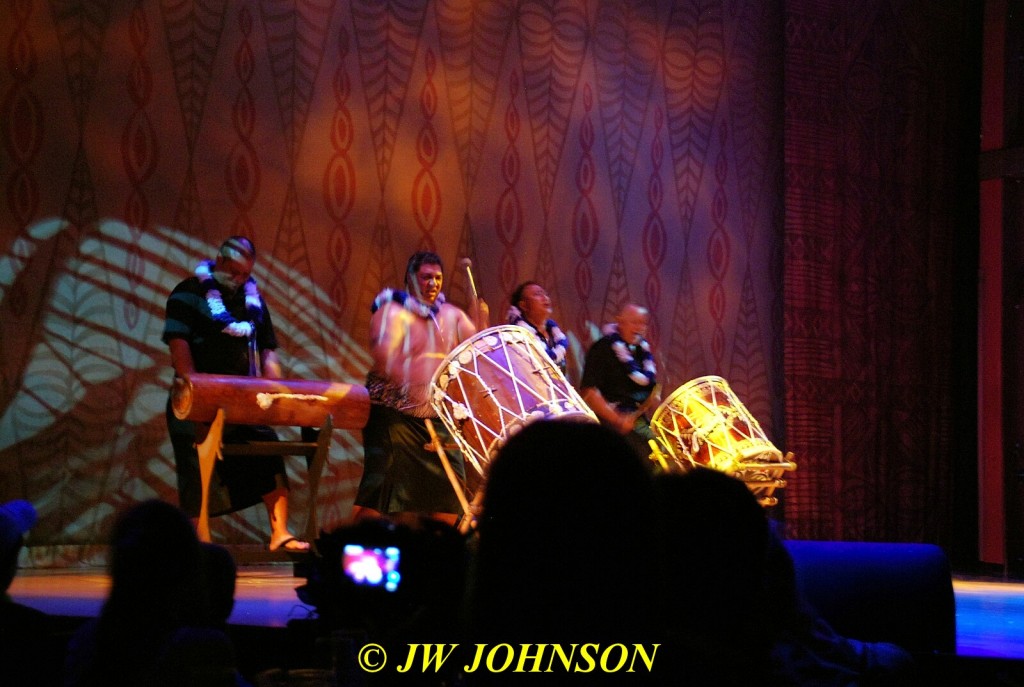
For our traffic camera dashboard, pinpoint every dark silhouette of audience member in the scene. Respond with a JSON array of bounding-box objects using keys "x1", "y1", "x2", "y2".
[
  {"x1": 470, "y1": 420, "x2": 659, "y2": 645},
  {"x1": 64, "y1": 499, "x2": 245, "y2": 687},
  {"x1": 652, "y1": 467, "x2": 915, "y2": 686},
  {"x1": 652, "y1": 468, "x2": 776, "y2": 685},
  {"x1": 198, "y1": 542, "x2": 238, "y2": 631},
  {"x1": 1, "y1": 499, "x2": 62, "y2": 687},
  {"x1": 764, "y1": 533, "x2": 916, "y2": 686}
]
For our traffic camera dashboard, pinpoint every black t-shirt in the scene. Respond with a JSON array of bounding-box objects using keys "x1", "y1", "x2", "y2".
[
  {"x1": 580, "y1": 335, "x2": 654, "y2": 410},
  {"x1": 162, "y1": 276, "x2": 277, "y2": 376}
]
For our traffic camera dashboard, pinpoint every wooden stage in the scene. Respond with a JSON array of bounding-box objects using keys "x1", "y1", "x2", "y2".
[{"x1": 9, "y1": 562, "x2": 316, "y2": 629}]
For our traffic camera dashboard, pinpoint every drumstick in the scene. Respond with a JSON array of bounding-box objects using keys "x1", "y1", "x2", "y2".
[
  {"x1": 458, "y1": 257, "x2": 479, "y2": 302},
  {"x1": 460, "y1": 257, "x2": 490, "y2": 330},
  {"x1": 424, "y1": 418, "x2": 473, "y2": 520},
  {"x1": 648, "y1": 439, "x2": 672, "y2": 472},
  {"x1": 461, "y1": 488, "x2": 486, "y2": 534}
]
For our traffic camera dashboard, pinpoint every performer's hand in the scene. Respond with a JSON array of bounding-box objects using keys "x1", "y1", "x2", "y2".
[
  {"x1": 639, "y1": 386, "x2": 661, "y2": 417},
  {"x1": 471, "y1": 297, "x2": 490, "y2": 331},
  {"x1": 261, "y1": 350, "x2": 283, "y2": 379},
  {"x1": 618, "y1": 413, "x2": 636, "y2": 435}
]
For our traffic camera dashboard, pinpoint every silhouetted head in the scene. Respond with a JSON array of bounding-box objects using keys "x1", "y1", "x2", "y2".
[
  {"x1": 652, "y1": 468, "x2": 772, "y2": 645},
  {"x1": 198, "y1": 542, "x2": 237, "y2": 628},
  {"x1": 0, "y1": 499, "x2": 36, "y2": 592},
  {"x1": 105, "y1": 500, "x2": 203, "y2": 623},
  {"x1": 474, "y1": 420, "x2": 657, "y2": 641}
]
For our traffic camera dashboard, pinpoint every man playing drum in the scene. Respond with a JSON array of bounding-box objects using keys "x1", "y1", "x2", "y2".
[
  {"x1": 352, "y1": 251, "x2": 486, "y2": 525},
  {"x1": 163, "y1": 236, "x2": 309, "y2": 552},
  {"x1": 506, "y1": 281, "x2": 570, "y2": 375},
  {"x1": 580, "y1": 303, "x2": 662, "y2": 462}
]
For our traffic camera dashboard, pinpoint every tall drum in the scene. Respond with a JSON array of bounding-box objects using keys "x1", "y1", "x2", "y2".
[
  {"x1": 650, "y1": 375, "x2": 795, "y2": 505},
  {"x1": 430, "y1": 325, "x2": 597, "y2": 478}
]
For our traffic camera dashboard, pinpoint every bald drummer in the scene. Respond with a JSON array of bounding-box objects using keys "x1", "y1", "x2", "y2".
[{"x1": 580, "y1": 303, "x2": 661, "y2": 462}]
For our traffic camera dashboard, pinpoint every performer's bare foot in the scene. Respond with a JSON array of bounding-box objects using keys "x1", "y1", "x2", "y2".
[{"x1": 268, "y1": 534, "x2": 310, "y2": 552}]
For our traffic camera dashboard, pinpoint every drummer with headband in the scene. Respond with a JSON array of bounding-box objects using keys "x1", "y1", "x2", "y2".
[
  {"x1": 352, "y1": 251, "x2": 486, "y2": 526},
  {"x1": 580, "y1": 303, "x2": 661, "y2": 462}
]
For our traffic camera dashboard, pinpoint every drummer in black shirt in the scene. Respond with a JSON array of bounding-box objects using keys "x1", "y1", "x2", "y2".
[
  {"x1": 580, "y1": 303, "x2": 661, "y2": 462},
  {"x1": 162, "y1": 236, "x2": 308, "y2": 552}
]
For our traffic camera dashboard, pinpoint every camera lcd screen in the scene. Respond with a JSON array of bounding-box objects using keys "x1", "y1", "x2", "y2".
[{"x1": 342, "y1": 544, "x2": 401, "y2": 592}]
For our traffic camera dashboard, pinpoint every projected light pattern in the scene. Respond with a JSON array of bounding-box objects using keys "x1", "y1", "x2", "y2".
[{"x1": 0, "y1": 221, "x2": 371, "y2": 558}]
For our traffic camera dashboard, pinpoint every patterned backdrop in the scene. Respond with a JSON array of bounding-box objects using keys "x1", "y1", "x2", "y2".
[{"x1": 0, "y1": 0, "x2": 973, "y2": 563}]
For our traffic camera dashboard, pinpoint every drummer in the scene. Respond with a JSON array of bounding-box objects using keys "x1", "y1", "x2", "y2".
[
  {"x1": 352, "y1": 251, "x2": 486, "y2": 526},
  {"x1": 507, "y1": 281, "x2": 569, "y2": 375},
  {"x1": 580, "y1": 303, "x2": 661, "y2": 462},
  {"x1": 163, "y1": 236, "x2": 309, "y2": 552}
]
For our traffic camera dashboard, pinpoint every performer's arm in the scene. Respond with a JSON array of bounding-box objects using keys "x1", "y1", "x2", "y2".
[
  {"x1": 370, "y1": 304, "x2": 411, "y2": 378},
  {"x1": 582, "y1": 386, "x2": 636, "y2": 435},
  {"x1": 168, "y1": 338, "x2": 196, "y2": 378},
  {"x1": 457, "y1": 307, "x2": 479, "y2": 343},
  {"x1": 437, "y1": 304, "x2": 478, "y2": 346},
  {"x1": 469, "y1": 297, "x2": 490, "y2": 331},
  {"x1": 261, "y1": 349, "x2": 283, "y2": 379}
]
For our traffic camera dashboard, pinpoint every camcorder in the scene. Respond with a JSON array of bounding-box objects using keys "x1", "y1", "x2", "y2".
[
  {"x1": 341, "y1": 542, "x2": 402, "y2": 592},
  {"x1": 296, "y1": 517, "x2": 470, "y2": 640}
]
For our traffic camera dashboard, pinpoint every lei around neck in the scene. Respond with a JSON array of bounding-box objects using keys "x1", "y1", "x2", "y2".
[
  {"x1": 507, "y1": 305, "x2": 568, "y2": 367},
  {"x1": 602, "y1": 323, "x2": 657, "y2": 386},
  {"x1": 372, "y1": 288, "x2": 445, "y2": 318},
  {"x1": 196, "y1": 260, "x2": 262, "y2": 338}
]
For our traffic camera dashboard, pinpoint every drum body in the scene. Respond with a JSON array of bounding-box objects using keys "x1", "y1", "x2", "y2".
[
  {"x1": 171, "y1": 373, "x2": 369, "y2": 428},
  {"x1": 650, "y1": 375, "x2": 794, "y2": 505},
  {"x1": 430, "y1": 325, "x2": 597, "y2": 477}
]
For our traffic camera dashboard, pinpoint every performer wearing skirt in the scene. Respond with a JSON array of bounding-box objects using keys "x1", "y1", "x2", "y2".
[
  {"x1": 353, "y1": 251, "x2": 483, "y2": 525},
  {"x1": 163, "y1": 236, "x2": 308, "y2": 552}
]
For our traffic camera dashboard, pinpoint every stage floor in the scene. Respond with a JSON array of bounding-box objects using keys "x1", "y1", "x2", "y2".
[
  {"x1": 7, "y1": 567, "x2": 1024, "y2": 660},
  {"x1": 949, "y1": 577, "x2": 1024, "y2": 659},
  {"x1": 8, "y1": 563, "x2": 316, "y2": 629}
]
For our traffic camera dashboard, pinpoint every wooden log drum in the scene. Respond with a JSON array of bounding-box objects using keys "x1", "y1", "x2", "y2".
[{"x1": 171, "y1": 373, "x2": 370, "y2": 544}]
